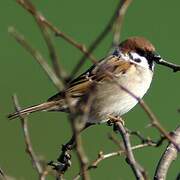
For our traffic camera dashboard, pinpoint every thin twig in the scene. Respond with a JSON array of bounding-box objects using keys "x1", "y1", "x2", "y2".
[
  {"x1": 73, "y1": 142, "x2": 156, "y2": 180},
  {"x1": 16, "y1": 0, "x2": 180, "y2": 76},
  {"x1": 68, "y1": 86, "x2": 98, "y2": 179},
  {"x1": 12, "y1": 94, "x2": 47, "y2": 180},
  {"x1": 112, "y1": 0, "x2": 132, "y2": 47},
  {"x1": 67, "y1": 93, "x2": 96, "y2": 180},
  {"x1": 48, "y1": 92, "x2": 92, "y2": 178},
  {"x1": 50, "y1": 90, "x2": 93, "y2": 179},
  {"x1": 74, "y1": 128, "x2": 89, "y2": 180},
  {"x1": 70, "y1": 0, "x2": 133, "y2": 79},
  {"x1": 108, "y1": 133, "x2": 123, "y2": 148},
  {"x1": 16, "y1": 0, "x2": 67, "y2": 82},
  {"x1": 139, "y1": 99, "x2": 180, "y2": 150},
  {"x1": 0, "y1": 167, "x2": 7, "y2": 180},
  {"x1": 111, "y1": 118, "x2": 146, "y2": 180},
  {"x1": 154, "y1": 126, "x2": 180, "y2": 180},
  {"x1": 154, "y1": 58, "x2": 180, "y2": 72},
  {"x1": 91, "y1": 144, "x2": 154, "y2": 169},
  {"x1": 8, "y1": 27, "x2": 63, "y2": 91},
  {"x1": 16, "y1": 0, "x2": 96, "y2": 66},
  {"x1": 129, "y1": 130, "x2": 165, "y2": 147},
  {"x1": 37, "y1": 20, "x2": 66, "y2": 81}
]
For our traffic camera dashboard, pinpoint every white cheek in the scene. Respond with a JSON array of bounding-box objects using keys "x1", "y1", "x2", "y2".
[
  {"x1": 130, "y1": 52, "x2": 149, "y2": 69},
  {"x1": 130, "y1": 52, "x2": 147, "y2": 61}
]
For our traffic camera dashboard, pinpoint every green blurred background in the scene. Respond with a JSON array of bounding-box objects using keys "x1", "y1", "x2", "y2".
[{"x1": 1, "y1": 0, "x2": 179, "y2": 179}]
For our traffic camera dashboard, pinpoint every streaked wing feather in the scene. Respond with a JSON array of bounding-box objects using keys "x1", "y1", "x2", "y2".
[{"x1": 48, "y1": 56, "x2": 131, "y2": 100}]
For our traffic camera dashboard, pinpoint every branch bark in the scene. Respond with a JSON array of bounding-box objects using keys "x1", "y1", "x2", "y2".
[
  {"x1": 16, "y1": 0, "x2": 97, "y2": 66},
  {"x1": 8, "y1": 27, "x2": 63, "y2": 91},
  {"x1": 154, "y1": 126, "x2": 180, "y2": 180},
  {"x1": 12, "y1": 95, "x2": 48, "y2": 180},
  {"x1": 112, "y1": 0, "x2": 132, "y2": 47},
  {"x1": 0, "y1": 167, "x2": 7, "y2": 180},
  {"x1": 73, "y1": 142, "x2": 157, "y2": 180},
  {"x1": 154, "y1": 58, "x2": 180, "y2": 72},
  {"x1": 111, "y1": 118, "x2": 147, "y2": 180},
  {"x1": 69, "y1": 0, "x2": 133, "y2": 80}
]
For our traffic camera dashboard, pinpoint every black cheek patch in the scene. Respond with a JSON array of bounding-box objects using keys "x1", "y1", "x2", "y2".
[
  {"x1": 148, "y1": 59, "x2": 154, "y2": 71},
  {"x1": 134, "y1": 58, "x2": 141, "y2": 63}
]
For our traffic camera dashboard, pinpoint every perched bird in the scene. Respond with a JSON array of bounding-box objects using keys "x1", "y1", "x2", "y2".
[{"x1": 8, "y1": 37, "x2": 162, "y2": 124}]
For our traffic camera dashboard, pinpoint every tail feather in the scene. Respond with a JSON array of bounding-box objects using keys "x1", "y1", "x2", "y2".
[{"x1": 7, "y1": 101, "x2": 61, "y2": 120}]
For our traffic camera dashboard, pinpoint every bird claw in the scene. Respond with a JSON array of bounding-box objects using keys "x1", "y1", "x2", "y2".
[
  {"x1": 107, "y1": 115, "x2": 125, "y2": 126},
  {"x1": 107, "y1": 115, "x2": 125, "y2": 133},
  {"x1": 107, "y1": 120, "x2": 113, "y2": 126}
]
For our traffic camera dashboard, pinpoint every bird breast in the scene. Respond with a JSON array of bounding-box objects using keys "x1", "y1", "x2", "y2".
[{"x1": 88, "y1": 65, "x2": 153, "y2": 123}]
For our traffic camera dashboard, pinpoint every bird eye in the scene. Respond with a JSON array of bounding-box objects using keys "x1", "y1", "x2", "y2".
[{"x1": 134, "y1": 58, "x2": 141, "y2": 63}]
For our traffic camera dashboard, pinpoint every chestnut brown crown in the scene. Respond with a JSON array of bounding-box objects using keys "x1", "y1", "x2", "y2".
[{"x1": 120, "y1": 37, "x2": 156, "y2": 53}]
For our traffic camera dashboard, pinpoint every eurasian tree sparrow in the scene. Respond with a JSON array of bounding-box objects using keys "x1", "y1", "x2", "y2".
[{"x1": 8, "y1": 37, "x2": 162, "y2": 125}]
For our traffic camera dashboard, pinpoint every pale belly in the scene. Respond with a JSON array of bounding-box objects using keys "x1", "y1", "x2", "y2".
[{"x1": 87, "y1": 67, "x2": 153, "y2": 123}]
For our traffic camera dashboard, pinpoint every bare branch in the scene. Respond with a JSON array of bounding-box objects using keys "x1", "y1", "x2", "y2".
[
  {"x1": 39, "y1": 25, "x2": 67, "y2": 81},
  {"x1": 16, "y1": 0, "x2": 67, "y2": 82},
  {"x1": 73, "y1": 128, "x2": 89, "y2": 180},
  {"x1": 12, "y1": 94, "x2": 48, "y2": 180},
  {"x1": 67, "y1": 93, "x2": 96, "y2": 180},
  {"x1": 49, "y1": 93, "x2": 94, "y2": 179},
  {"x1": 154, "y1": 126, "x2": 180, "y2": 180},
  {"x1": 92, "y1": 144, "x2": 154, "y2": 169},
  {"x1": 110, "y1": 117, "x2": 147, "y2": 180},
  {"x1": 128, "y1": 130, "x2": 165, "y2": 147},
  {"x1": 70, "y1": 0, "x2": 133, "y2": 80},
  {"x1": 154, "y1": 58, "x2": 180, "y2": 72},
  {"x1": 8, "y1": 27, "x2": 63, "y2": 91},
  {"x1": 138, "y1": 99, "x2": 180, "y2": 151},
  {"x1": 112, "y1": 0, "x2": 132, "y2": 47},
  {"x1": 67, "y1": 86, "x2": 100, "y2": 179},
  {"x1": 0, "y1": 167, "x2": 7, "y2": 180},
  {"x1": 108, "y1": 133, "x2": 123, "y2": 148},
  {"x1": 16, "y1": 0, "x2": 97, "y2": 66},
  {"x1": 73, "y1": 142, "x2": 156, "y2": 180}
]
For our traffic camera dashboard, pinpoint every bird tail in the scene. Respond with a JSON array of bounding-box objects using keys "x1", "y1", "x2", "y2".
[{"x1": 7, "y1": 101, "x2": 60, "y2": 120}]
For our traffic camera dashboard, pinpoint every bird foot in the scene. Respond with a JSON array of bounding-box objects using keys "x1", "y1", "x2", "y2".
[{"x1": 107, "y1": 115, "x2": 125, "y2": 126}]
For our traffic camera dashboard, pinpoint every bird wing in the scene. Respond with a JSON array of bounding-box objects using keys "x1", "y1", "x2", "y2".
[{"x1": 48, "y1": 56, "x2": 131, "y2": 101}]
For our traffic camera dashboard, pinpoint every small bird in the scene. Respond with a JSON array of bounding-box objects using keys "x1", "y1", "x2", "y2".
[{"x1": 8, "y1": 37, "x2": 162, "y2": 124}]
